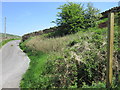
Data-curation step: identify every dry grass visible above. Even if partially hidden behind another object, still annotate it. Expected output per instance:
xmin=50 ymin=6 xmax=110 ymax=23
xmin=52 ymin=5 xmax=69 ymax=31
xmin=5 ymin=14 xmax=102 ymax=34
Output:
xmin=26 ymin=36 xmax=70 ymax=53
xmin=25 ymin=31 xmax=93 ymax=53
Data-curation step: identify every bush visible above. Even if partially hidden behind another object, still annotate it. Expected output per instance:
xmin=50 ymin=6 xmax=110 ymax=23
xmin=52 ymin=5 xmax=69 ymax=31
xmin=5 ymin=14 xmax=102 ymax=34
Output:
xmin=53 ymin=2 xmax=100 ymax=35
xmin=42 ymin=26 xmax=119 ymax=88
xmin=20 ymin=25 xmax=119 ymax=88
xmin=82 ymin=82 xmax=105 ymax=88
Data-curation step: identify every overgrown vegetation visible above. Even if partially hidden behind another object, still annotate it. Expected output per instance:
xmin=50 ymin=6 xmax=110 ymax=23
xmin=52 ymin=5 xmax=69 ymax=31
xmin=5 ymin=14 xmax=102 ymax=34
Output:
xmin=52 ymin=2 xmax=101 ymax=35
xmin=20 ymin=40 xmax=49 ymax=88
xmin=20 ymin=26 xmax=119 ymax=88
xmin=20 ymin=2 xmax=120 ymax=89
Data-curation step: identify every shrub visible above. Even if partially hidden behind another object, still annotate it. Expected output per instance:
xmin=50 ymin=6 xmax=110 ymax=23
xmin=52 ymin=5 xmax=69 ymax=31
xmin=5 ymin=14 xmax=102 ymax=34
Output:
xmin=82 ymin=81 xmax=106 ymax=88
xmin=20 ymin=26 xmax=119 ymax=88
xmin=53 ymin=2 xmax=100 ymax=35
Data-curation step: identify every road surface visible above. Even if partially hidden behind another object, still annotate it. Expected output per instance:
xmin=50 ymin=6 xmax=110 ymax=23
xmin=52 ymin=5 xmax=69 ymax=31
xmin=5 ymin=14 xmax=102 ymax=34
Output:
xmin=0 ymin=40 xmax=30 ymax=89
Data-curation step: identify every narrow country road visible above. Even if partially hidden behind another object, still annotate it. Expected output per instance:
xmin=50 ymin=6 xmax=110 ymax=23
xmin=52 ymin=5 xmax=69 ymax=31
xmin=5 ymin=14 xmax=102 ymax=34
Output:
xmin=0 ymin=40 xmax=30 ymax=89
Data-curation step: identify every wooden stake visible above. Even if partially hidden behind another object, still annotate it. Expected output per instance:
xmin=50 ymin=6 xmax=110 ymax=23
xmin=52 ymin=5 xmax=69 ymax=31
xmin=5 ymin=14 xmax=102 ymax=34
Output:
xmin=106 ymin=12 xmax=114 ymax=88
xmin=118 ymin=12 xmax=120 ymax=86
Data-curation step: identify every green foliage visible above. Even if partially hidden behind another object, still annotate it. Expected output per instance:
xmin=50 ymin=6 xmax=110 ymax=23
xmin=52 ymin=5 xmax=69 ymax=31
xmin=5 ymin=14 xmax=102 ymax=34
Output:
xmin=82 ymin=81 xmax=106 ymax=88
xmin=20 ymin=25 xmax=119 ymax=88
xmin=56 ymin=2 xmax=85 ymax=33
xmin=84 ymin=3 xmax=101 ymax=28
xmin=42 ymin=26 xmax=119 ymax=88
xmin=48 ymin=32 xmax=106 ymax=88
xmin=0 ymin=38 xmax=20 ymax=48
xmin=19 ymin=41 xmax=49 ymax=88
xmin=115 ymin=12 xmax=120 ymax=25
xmin=53 ymin=2 xmax=100 ymax=35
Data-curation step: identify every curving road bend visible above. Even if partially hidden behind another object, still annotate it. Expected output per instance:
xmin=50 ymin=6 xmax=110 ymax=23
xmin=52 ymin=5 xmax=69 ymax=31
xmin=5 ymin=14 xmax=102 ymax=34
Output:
xmin=0 ymin=40 xmax=30 ymax=89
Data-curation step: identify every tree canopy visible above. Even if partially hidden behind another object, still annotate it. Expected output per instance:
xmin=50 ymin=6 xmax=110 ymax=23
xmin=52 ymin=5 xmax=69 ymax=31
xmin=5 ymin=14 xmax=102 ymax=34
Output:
xmin=53 ymin=2 xmax=101 ymax=34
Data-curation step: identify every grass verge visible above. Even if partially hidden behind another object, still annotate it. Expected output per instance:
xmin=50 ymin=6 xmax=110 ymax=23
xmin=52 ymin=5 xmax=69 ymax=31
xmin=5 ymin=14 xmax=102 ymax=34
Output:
xmin=19 ymin=40 xmax=49 ymax=88
xmin=0 ymin=38 xmax=21 ymax=48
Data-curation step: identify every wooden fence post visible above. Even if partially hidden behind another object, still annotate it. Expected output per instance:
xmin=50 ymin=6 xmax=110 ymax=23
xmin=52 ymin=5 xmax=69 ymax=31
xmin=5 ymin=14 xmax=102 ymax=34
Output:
xmin=106 ymin=12 xmax=114 ymax=88
xmin=118 ymin=12 xmax=120 ymax=86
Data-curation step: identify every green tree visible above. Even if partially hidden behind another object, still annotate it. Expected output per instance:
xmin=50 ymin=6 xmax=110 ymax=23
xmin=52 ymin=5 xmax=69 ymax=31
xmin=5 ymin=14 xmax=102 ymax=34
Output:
xmin=53 ymin=2 xmax=101 ymax=35
xmin=54 ymin=2 xmax=85 ymax=34
xmin=84 ymin=3 xmax=101 ymax=28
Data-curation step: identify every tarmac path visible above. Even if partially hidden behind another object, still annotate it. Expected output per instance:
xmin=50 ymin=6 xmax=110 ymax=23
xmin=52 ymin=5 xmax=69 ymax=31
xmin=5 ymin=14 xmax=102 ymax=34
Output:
xmin=0 ymin=40 xmax=30 ymax=89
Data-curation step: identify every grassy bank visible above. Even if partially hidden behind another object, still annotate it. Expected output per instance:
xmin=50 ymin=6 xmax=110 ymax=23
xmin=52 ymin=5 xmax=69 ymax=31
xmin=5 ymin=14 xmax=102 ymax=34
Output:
xmin=19 ymin=40 xmax=49 ymax=88
xmin=0 ymin=38 xmax=21 ymax=48
xmin=20 ymin=26 xmax=119 ymax=88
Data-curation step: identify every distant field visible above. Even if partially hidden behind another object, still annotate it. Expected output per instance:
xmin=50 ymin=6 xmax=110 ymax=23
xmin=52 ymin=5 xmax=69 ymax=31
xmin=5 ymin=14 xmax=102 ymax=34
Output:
xmin=0 ymin=33 xmax=20 ymax=38
xmin=0 ymin=33 xmax=21 ymax=47
xmin=0 ymin=33 xmax=21 ymax=42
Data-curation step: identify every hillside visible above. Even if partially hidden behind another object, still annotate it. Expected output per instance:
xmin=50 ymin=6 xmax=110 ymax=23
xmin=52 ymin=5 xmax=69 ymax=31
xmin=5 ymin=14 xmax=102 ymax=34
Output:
xmin=0 ymin=33 xmax=20 ymax=39
xmin=19 ymin=25 xmax=119 ymax=88
xmin=19 ymin=3 xmax=120 ymax=88
xmin=0 ymin=33 xmax=21 ymax=48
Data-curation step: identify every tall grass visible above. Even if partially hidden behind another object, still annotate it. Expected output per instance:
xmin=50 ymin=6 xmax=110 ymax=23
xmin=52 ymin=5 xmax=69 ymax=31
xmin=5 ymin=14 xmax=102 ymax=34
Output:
xmin=20 ymin=41 xmax=49 ymax=88
xmin=25 ymin=30 xmax=94 ymax=53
